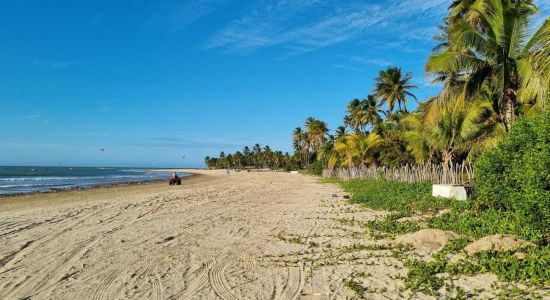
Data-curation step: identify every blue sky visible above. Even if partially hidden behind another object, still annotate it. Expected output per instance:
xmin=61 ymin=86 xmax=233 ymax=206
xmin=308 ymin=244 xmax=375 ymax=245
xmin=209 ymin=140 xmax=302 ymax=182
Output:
xmin=1 ymin=0 xmax=548 ymax=167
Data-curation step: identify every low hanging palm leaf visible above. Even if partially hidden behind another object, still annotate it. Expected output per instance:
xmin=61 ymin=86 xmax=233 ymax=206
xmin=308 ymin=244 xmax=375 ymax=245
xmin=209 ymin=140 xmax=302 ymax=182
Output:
xmin=333 ymin=133 xmax=383 ymax=168
xmin=402 ymin=113 xmax=436 ymax=164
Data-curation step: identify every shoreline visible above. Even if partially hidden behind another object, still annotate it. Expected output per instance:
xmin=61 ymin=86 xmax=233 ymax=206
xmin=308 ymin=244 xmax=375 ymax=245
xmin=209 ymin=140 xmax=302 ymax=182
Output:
xmin=0 ymin=171 xmax=205 ymax=212
xmin=0 ymin=170 xmax=200 ymax=200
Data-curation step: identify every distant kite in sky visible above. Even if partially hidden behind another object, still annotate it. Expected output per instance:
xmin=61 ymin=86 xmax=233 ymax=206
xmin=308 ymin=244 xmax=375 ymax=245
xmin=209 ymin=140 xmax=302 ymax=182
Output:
xmin=98 ymin=148 xmax=105 ymax=152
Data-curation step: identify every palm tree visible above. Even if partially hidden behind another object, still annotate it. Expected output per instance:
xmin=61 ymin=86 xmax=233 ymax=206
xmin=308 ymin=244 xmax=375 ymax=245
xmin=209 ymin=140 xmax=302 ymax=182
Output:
xmin=364 ymin=95 xmax=385 ymax=128
xmin=426 ymin=0 xmax=550 ymax=131
xmin=233 ymin=151 xmax=244 ymax=169
xmin=252 ymin=144 xmax=262 ymax=167
xmin=293 ymin=127 xmax=309 ymax=166
xmin=243 ymin=146 xmax=252 ymax=167
xmin=262 ymin=145 xmax=273 ymax=168
xmin=335 ymin=126 xmax=348 ymax=139
xmin=344 ymin=97 xmax=384 ymax=134
xmin=449 ymin=0 xmax=485 ymax=28
xmin=344 ymin=99 xmax=364 ymax=133
xmin=401 ymin=113 xmax=437 ymax=164
xmin=434 ymin=100 xmax=503 ymax=169
xmin=333 ymin=133 xmax=383 ymax=168
xmin=305 ymin=117 xmax=329 ymax=153
xmin=374 ymin=67 xmax=418 ymax=113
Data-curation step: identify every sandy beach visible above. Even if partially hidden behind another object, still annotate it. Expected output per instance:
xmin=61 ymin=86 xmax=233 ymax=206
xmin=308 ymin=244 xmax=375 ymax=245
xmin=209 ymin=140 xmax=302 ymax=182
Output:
xmin=1 ymin=170 xmax=540 ymax=300
xmin=0 ymin=170 xmax=350 ymax=299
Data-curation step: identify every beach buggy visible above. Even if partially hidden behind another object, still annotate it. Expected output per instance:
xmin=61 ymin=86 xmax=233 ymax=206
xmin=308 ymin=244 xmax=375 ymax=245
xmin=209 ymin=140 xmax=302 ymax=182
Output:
xmin=169 ymin=172 xmax=181 ymax=185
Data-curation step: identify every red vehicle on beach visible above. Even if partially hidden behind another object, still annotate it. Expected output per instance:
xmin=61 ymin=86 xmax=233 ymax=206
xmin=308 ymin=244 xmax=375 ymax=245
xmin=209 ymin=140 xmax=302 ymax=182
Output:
xmin=169 ymin=172 xmax=181 ymax=185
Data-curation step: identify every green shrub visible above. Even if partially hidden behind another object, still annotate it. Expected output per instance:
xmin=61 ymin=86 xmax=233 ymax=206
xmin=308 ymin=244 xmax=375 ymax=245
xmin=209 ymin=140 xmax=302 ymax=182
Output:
xmin=474 ymin=111 xmax=550 ymax=243
xmin=306 ymin=161 xmax=324 ymax=176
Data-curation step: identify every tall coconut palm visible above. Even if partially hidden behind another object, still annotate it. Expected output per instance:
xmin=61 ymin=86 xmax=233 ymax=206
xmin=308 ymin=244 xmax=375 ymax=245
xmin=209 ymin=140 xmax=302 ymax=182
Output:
xmin=426 ymin=0 xmax=550 ymax=131
xmin=344 ymin=99 xmax=365 ymax=133
xmin=344 ymin=96 xmax=384 ymax=133
xmin=292 ymin=127 xmax=307 ymax=166
xmin=305 ymin=117 xmax=329 ymax=153
xmin=335 ymin=126 xmax=348 ymax=139
xmin=364 ymin=95 xmax=385 ymax=128
xmin=243 ymin=146 xmax=252 ymax=167
xmin=374 ymin=67 xmax=418 ymax=113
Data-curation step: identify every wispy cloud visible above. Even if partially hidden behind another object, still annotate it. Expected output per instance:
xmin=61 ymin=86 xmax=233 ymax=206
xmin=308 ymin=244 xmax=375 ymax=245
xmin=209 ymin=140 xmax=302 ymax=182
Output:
xmin=206 ymin=0 xmax=448 ymax=55
xmin=33 ymin=60 xmax=72 ymax=70
xmin=132 ymin=137 xmax=248 ymax=149
xmin=149 ymin=0 xmax=234 ymax=32
xmin=332 ymin=64 xmax=362 ymax=71
xmin=350 ymin=56 xmax=394 ymax=67
xmin=84 ymin=131 xmax=111 ymax=137
xmin=19 ymin=112 xmax=50 ymax=125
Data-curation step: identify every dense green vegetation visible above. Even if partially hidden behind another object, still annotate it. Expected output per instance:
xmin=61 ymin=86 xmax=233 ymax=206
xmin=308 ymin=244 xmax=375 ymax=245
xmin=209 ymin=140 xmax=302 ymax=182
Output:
xmin=289 ymin=0 xmax=549 ymax=172
xmin=404 ymin=246 xmax=550 ymax=296
xmin=334 ymin=178 xmax=550 ymax=296
xmin=336 ymin=177 xmax=548 ymax=244
xmin=474 ymin=111 xmax=550 ymax=240
xmin=419 ymin=111 xmax=548 ymax=244
xmin=336 ymin=179 xmax=451 ymax=214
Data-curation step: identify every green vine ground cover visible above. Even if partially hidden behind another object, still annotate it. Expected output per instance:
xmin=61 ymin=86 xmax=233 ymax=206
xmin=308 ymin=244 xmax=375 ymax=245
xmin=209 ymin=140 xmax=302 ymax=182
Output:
xmin=328 ymin=178 xmax=550 ymax=297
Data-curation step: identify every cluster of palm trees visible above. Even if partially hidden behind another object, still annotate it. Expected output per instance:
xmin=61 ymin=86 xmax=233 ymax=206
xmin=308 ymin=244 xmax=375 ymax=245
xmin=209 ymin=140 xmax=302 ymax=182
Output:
xmin=292 ymin=117 xmax=329 ymax=168
xmin=204 ymin=144 xmax=297 ymax=170
xmin=292 ymin=0 xmax=549 ymax=171
xmin=293 ymin=67 xmax=417 ymax=169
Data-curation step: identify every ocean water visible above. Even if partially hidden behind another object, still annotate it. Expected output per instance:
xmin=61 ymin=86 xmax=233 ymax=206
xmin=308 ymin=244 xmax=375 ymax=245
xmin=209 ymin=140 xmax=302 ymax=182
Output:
xmin=0 ymin=166 xmax=186 ymax=195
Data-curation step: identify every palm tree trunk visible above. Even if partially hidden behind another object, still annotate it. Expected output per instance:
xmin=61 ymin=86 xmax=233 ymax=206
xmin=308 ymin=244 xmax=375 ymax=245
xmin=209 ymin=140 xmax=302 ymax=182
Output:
xmin=442 ymin=150 xmax=452 ymax=184
xmin=504 ymin=91 xmax=515 ymax=132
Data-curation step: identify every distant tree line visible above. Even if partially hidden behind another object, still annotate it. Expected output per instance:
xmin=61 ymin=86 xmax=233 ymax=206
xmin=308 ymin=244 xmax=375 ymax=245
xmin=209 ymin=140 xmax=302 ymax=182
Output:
xmin=204 ymin=144 xmax=300 ymax=170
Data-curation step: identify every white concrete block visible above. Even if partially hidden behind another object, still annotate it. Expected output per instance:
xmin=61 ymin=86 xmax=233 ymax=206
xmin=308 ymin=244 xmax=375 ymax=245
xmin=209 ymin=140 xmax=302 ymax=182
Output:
xmin=432 ymin=184 xmax=468 ymax=200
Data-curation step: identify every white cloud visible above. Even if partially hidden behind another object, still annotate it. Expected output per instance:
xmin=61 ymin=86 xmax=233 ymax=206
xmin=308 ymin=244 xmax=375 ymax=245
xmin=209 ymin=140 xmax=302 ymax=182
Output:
xmin=33 ymin=60 xmax=72 ymax=70
xmin=19 ymin=112 xmax=50 ymax=125
xmin=332 ymin=64 xmax=361 ymax=71
xmin=206 ymin=0 xmax=448 ymax=55
xmin=350 ymin=56 xmax=394 ymax=67
xmin=150 ymin=0 xmax=234 ymax=32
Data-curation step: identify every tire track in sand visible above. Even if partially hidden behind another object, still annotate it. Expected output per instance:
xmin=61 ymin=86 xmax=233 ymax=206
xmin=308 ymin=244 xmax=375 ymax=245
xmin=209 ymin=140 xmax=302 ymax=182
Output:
xmin=209 ymin=258 xmax=241 ymax=300
xmin=91 ymin=270 xmax=119 ymax=300
xmin=168 ymin=260 xmax=213 ymax=299
xmin=276 ymin=263 xmax=304 ymax=300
